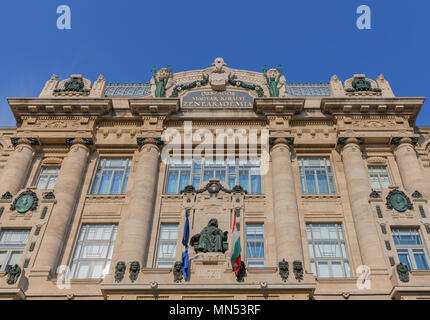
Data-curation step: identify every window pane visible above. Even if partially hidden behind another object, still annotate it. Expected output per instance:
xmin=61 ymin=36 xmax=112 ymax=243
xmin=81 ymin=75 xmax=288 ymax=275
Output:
xmin=317 ymin=261 xmax=329 ymax=278
xmin=299 ymin=157 xmax=335 ymax=194
xmin=71 ymin=224 xmax=117 ymax=279
xmin=331 ymin=261 xmax=344 ymax=278
xmin=166 ymin=171 xmax=179 ymax=194
xmin=7 ymin=251 xmax=23 ymax=266
xmin=179 ymin=170 xmax=191 ymax=192
xmin=110 ymin=172 xmax=124 ymax=194
xmin=239 ymin=170 xmax=249 ymax=192
xmin=98 ymin=171 xmax=112 ymax=194
xmin=251 ymin=175 xmax=261 ymax=194
xmin=413 ymin=249 xmax=429 ymax=270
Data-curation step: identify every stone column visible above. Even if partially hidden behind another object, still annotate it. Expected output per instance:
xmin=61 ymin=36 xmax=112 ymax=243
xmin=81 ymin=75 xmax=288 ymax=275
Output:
xmin=0 ymin=139 xmax=36 ymax=196
xmin=394 ymin=138 xmax=430 ymax=198
xmin=341 ymin=138 xmax=385 ymax=268
xmin=118 ymin=138 xmax=160 ymax=265
xmin=34 ymin=139 xmax=90 ymax=273
xmin=270 ymin=138 xmax=303 ymax=262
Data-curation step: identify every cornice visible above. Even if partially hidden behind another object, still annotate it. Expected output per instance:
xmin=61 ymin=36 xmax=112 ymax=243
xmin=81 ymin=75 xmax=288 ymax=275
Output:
xmin=321 ymin=97 xmax=425 ymax=123
xmin=254 ymin=98 xmax=305 ymax=115
xmin=7 ymin=98 xmax=112 ymax=122
xmin=128 ymin=98 xmax=179 ymax=115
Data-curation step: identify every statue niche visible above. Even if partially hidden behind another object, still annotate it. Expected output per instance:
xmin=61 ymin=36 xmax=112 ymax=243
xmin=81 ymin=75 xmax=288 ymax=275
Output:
xmin=190 ymin=218 xmax=228 ymax=253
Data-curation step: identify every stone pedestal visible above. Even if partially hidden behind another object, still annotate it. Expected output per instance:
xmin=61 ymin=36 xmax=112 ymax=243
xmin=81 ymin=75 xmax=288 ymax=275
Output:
xmin=33 ymin=140 xmax=90 ymax=276
xmin=117 ymin=139 xmax=160 ymax=265
xmin=0 ymin=142 xmax=34 ymax=196
xmin=341 ymin=138 xmax=385 ymax=268
xmin=394 ymin=138 xmax=430 ymax=197
xmin=270 ymin=138 xmax=303 ymax=262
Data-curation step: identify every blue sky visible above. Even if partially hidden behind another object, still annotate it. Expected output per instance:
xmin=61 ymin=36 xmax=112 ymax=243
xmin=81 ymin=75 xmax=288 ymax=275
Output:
xmin=0 ymin=0 xmax=429 ymax=127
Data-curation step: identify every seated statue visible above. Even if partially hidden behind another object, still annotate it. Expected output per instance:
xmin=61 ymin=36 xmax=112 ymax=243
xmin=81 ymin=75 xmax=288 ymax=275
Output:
xmin=190 ymin=218 xmax=228 ymax=253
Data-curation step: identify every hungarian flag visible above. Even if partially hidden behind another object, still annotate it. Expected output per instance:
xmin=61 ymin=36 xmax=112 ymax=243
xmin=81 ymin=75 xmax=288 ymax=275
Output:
xmin=230 ymin=213 xmax=241 ymax=275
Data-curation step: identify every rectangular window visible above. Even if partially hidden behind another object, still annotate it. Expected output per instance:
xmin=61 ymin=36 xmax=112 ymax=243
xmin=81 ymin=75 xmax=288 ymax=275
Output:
xmin=70 ymin=224 xmax=117 ymax=279
xmin=165 ymin=158 xmax=262 ymax=194
xmin=368 ymin=166 xmax=391 ymax=190
xmin=156 ymin=224 xmax=179 ymax=268
xmin=36 ymin=167 xmax=60 ymax=190
xmin=0 ymin=230 xmax=30 ymax=272
xmin=91 ymin=158 xmax=131 ymax=195
xmin=299 ymin=158 xmax=336 ymax=194
xmin=306 ymin=223 xmax=351 ymax=278
xmin=246 ymin=224 xmax=265 ymax=267
xmin=392 ymin=228 xmax=430 ymax=270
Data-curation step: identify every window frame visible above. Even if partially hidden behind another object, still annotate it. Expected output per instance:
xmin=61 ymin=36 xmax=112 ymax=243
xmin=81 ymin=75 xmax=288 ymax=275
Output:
xmin=368 ymin=165 xmax=392 ymax=190
xmin=69 ymin=224 xmax=118 ymax=279
xmin=164 ymin=157 xmax=262 ymax=195
xmin=391 ymin=227 xmax=430 ymax=270
xmin=90 ymin=157 xmax=131 ymax=195
xmin=245 ymin=223 xmax=265 ymax=268
xmin=0 ymin=229 xmax=31 ymax=272
xmin=306 ymin=223 xmax=352 ymax=279
xmin=155 ymin=223 xmax=179 ymax=268
xmin=35 ymin=165 xmax=61 ymax=190
xmin=298 ymin=157 xmax=336 ymax=195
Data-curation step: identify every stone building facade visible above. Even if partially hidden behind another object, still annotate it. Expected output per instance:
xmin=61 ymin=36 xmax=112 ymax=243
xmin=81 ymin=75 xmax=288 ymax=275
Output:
xmin=0 ymin=58 xmax=430 ymax=300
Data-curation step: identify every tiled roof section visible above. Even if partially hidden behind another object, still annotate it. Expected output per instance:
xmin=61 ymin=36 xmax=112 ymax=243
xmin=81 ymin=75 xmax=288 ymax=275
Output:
xmin=285 ymin=82 xmax=331 ymax=97
xmin=105 ymin=83 xmax=151 ymax=97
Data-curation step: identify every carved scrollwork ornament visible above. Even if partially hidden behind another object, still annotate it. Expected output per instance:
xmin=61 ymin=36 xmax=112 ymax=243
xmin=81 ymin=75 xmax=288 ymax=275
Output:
xmin=136 ymin=137 xmax=163 ymax=148
xmin=43 ymin=192 xmax=56 ymax=200
xmin=114 ymin=261 xmax=126 ymax=283
xmin=1 ymin=192 xmax=13 ymax=200
xmin=370 ymin=190 xmax=381 ymax=199
xmin=180 ymin=185 xmax=196 ymax=194
xmin=129 ymin=261 xmax=140 ymax=283
xmin=278 ymin=259 xmax=289 ymax=282
xmin=412 ymin=190 xmax=424 ymax=199
xmin=10 ymin=190 xmax=38 ymax=213
xmin=10 ymin=137 xmax=39 ymax=147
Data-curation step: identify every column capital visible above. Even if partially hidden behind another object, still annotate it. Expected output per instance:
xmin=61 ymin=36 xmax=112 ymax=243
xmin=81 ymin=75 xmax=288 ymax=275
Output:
xmin=10 ymin=137 xmax=39 ymax=148
xmin=65 ymin=137 xmax=94 ymax=147
xmin=136 ymin=137 xmax=163 ymax=150
xmin=391 ymin=137 xmax=419 ymax=147
xmin=269 ymin=137 xmax=294 ymax=152
xmin=337 ymin=137 xmax=364 ymax=148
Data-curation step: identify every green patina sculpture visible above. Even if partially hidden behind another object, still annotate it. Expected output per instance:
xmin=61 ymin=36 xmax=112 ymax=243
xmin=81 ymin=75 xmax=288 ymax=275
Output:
xmin=262 ymin=64 xmax=283 ymax=97
xmin=190 ymin=218 xmax=228 ymax=253
xmin=54 ymin=76 xmax=89 ymax=93
xmin=397 ymin=263 xmax=409 ymax=282
xmin=10 ymin=190 xmax=38 ymax=214
xmin=152 ymin=66 xmax=172 ymax=97
xmin=171 ymin=75 xmax=209 ymax=97
xmin=279 ymin=259 xmax=289 ymax=282
xmin=6 ymin=264 xmax=21 ymax=285
xmin=129 ymin=261 xmax=140 ymax=283
xmin=346 ymin=76 xmax=382 ymax=93
xmin=386 ymin=189 xmax=413 ymax=212
xmin=114 ymin=261 xmax=126 ymax=283
xmin=293 ymin=260 xmax=303 ymax=281
xmin=173 ymin=261 xmax=183 ymax=283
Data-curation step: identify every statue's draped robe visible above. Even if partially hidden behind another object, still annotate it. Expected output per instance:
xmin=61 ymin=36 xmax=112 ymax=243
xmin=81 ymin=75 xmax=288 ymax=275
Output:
xmin=197 ymin=226 xmax=224 ymax=252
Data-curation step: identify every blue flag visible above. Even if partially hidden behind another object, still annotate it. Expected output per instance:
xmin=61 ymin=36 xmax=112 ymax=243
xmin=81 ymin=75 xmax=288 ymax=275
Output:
xmin=181 ymin=209 xmax=190 ymax=280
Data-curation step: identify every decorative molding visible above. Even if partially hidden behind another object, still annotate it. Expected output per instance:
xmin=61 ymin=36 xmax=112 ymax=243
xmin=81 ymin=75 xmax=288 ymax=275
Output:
xmin=65 ymin=137 xmax=94 ymax=146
